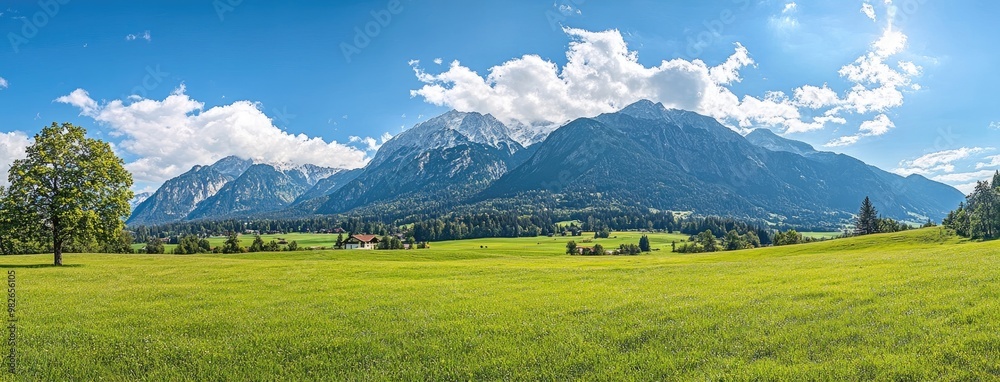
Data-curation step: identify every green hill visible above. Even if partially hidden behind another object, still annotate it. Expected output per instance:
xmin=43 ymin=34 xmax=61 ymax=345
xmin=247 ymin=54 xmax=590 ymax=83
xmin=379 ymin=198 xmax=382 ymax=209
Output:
xmin=2 ymin=228 xmax=998 ymax=380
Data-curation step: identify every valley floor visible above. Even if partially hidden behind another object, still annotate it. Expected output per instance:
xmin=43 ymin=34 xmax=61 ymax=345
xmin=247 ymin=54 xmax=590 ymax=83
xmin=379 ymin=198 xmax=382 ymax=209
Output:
xmin=2 ymin=228 xmax=998 ymax=380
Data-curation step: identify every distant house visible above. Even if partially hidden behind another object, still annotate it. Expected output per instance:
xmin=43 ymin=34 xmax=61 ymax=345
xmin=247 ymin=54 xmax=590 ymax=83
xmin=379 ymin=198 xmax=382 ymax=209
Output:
xmin=344 ymin=234 xmax=379 ymax=250
xmin=333 ymin=228 xmax=346 ymax=234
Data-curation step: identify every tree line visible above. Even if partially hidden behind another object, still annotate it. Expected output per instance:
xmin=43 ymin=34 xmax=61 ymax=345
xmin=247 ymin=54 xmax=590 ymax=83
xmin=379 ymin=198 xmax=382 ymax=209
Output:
xmin=944 ymin=172 xmax=1000 ymax=240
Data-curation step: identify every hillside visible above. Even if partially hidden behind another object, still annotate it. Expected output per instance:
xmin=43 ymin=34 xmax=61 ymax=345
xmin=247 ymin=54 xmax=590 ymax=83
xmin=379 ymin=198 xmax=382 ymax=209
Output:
xmin=6 ymin=229 xmax=999 ymax=380
xmin=483 ymin=100 xmax=964 ymax=226
xmin=315 ymin=111 xmax=525 ymax=215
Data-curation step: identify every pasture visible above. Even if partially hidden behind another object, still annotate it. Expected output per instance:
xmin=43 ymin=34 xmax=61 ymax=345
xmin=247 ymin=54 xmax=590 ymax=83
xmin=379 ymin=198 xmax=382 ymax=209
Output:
xmin=130 ymin=232 xmax=347 ymax=253
xmin=799 ymin=231 xmax=844 ymax=240
xmin=3 ymin=228 xmax=999 ymax=380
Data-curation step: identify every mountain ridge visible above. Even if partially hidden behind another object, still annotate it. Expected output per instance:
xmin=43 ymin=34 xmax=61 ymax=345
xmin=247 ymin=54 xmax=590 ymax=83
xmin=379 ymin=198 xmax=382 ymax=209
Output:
xmin=128 ymin=102 xmax=964 ymax=228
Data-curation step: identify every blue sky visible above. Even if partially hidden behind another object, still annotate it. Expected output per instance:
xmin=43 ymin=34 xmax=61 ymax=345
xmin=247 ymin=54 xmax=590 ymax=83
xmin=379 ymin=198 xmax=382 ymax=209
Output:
xmin=1 ymin=0 xmax=998 ymax=193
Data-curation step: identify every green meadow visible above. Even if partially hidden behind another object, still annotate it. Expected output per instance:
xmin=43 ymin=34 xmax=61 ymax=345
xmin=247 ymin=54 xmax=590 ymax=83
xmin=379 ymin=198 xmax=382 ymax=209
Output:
xmin=130 ymin=233 xmax=347 ymax=253
xmin=799 ymin=231 xmax=844 ymax=240
xmin=3 ymin=228 xmax=999 ymax=380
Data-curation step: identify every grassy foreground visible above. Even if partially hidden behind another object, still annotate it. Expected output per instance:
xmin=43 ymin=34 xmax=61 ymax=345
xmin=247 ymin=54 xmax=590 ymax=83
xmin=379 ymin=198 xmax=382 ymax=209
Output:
xmin=2 ymin=228 xmax=999 ymax=380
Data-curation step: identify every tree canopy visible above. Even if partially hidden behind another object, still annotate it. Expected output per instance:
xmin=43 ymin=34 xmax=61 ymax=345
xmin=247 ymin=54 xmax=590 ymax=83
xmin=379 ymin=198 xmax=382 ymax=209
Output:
xmin=944 ymin=172 xmax=1000 ymax=240
xmin=2 ymin=123 xmax=133 ymax=265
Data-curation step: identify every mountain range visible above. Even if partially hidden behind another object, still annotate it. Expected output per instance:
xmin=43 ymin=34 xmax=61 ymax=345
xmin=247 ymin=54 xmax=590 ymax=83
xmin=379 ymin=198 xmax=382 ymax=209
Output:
xmin=128 ymin=157 xmax=347 ymax=225
xmin=128 ymin=100 xmax=965 ymax=228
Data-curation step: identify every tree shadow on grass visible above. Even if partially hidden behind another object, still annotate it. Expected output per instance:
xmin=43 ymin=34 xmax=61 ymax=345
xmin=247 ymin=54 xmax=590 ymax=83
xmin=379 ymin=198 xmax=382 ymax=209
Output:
xmin=0 ymin=264 xmax=84 ymax=269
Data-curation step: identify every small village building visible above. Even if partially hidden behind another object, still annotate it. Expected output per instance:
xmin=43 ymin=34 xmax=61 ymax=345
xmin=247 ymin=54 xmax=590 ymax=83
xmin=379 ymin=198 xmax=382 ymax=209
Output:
xmin=344 ymin=234 xmax=379 ymax=250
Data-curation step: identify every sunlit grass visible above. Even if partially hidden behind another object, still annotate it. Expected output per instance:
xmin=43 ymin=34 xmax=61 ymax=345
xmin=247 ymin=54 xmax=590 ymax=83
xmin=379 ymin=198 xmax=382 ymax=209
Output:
xmin=3 ymin=228 xmax=999 ymax=379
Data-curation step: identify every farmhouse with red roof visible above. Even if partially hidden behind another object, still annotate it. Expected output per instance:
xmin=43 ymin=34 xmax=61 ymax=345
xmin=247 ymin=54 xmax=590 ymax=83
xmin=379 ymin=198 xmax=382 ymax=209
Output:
xmin=344 ymin=234 xmax=379 ymax=250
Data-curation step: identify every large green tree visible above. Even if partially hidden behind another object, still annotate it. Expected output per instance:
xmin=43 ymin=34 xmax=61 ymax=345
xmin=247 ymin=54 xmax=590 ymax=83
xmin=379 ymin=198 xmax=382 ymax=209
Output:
xmin=4 ymin=123 xmax=133 ymax=265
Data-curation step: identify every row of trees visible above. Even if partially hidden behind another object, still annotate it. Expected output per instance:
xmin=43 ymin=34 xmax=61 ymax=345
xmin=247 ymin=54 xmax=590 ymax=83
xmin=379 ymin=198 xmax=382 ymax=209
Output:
xmin=131 ymin=209 xmax=774 ymax=250
xmin=566 ymin=234 xmax=653 ymax=256
xmin=142 ymin=233 xmax=302 ymax=254
xmin=673 ymin=229 xmax=762 ymax=253
xmin=944 ymin=172 xmax=1000 ymax=239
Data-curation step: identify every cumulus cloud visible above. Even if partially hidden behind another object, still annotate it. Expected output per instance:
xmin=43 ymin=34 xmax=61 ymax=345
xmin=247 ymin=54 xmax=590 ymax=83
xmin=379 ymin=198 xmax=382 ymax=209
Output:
xmin=126 ymin=30 xmax=152 ymax=42
xmin=861 ymin=2 xmax=877 ymax=20
xmin=932 ymin=170 xmax=998 ymax=184
xmin=991 ymin=121 xmax=1000 ymax=129
xmin=349 ymin=132 xmax=393 ymax=152
xmin=825 ymin=135 xmax=860 ymax=147
xmin=898 ymin=61 xmax=921 ymax=76
xmin=894 ymin=147 xmax=992 ymax=176
xmin=414 ymin=7 xmax=919 ymax=146
xmin=0 ymin=76 xmax=7 ymax=90
xmin=55 ymin=86 xmax=369 ymax=187
xmin=793 ymin=84 xmax=839 ymax=109
xmin=976 ymin=155 xmax=1000 ymax=170
xmin=858 ymin=114 xmax=895 ymax=136
xmin=54 ymin=89 xmax=100 ymax=115
xmin=0 ymin=131 xmax=32 ymax=187
xmin=822 ymin=2 xmax=922 ymax=147
xmin=412 ymin=27 xmax=832 ymax=137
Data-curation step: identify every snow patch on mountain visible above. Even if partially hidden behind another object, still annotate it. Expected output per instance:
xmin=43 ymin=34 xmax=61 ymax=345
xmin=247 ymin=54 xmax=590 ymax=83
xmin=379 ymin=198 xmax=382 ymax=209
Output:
xmin=371 ymin=110 xmax=526 ymax=167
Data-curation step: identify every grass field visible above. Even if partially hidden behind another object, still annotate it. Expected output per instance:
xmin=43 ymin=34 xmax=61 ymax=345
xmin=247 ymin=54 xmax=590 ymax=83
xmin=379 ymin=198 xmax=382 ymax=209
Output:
xmin=130 ymin=232 xmax=348 ymax=253
xmin=3 ymin=228 xmax=999 ymax=380
xmin=799 ymin=231 xmax=844 ymax=240
xmin=132 ymin=231 xmax=692 ymax=253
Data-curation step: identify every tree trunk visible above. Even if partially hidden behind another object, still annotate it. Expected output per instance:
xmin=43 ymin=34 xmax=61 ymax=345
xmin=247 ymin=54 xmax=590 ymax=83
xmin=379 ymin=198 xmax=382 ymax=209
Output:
xmin=53 ymin=216 xmax=63 ymax=266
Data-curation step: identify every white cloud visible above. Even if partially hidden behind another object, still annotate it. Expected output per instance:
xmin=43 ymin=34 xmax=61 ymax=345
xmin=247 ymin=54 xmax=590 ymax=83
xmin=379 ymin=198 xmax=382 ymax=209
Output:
xmin=0 ymin=76 xmax=7 ymax=90
xmin=793 ymin=84 xmax=839 ymax=109
xmin=861 ymin=3 xmax=877 ymax=20
xmin=952 ymin=182 xmax=979 ymax=195
xmin=932 ymin=170 xmax=997 ymax=184
xmin=55 ymin=86 xmax=369 ymax=187
xmin=825 ymin=135 xmax=861 ymax=147
xmin=769 ymin=2 xmax=799 ymax=31
xmin=0 ymin=131 xmax=32 ymax=187
xmin=412 ymin=28 xmax=825 ymax=137
xmin=990 ymin=121 xmax=1000 ymax=129
xmin=825 ymin=1 xmax=921 ymax=145
xmin=894 ymin=147 xmax=992 ymax=176
xmin=54 ymin=89 xmax=99 ymax=115
xmin=976 ymin=155 xmax=1000 ymax=169
xmin=898 ymin=61 xmax=921 ymax=76
xmin=858 ymin=114 xmax=894 ymax=136
xmin=871 ymin=29 xmax=907 ymax=57
xmin=557 ymin=4 xmax=582 ymax=15
xmin=349 ymin=132 xmax=393 ymax=152
xmin=412 ymin=5 xmax=920 ymax=146
xmin=126 ymin=30 xmax=151 ymax=42
xmin=433 ymin=58 xmax=443 ymax=65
